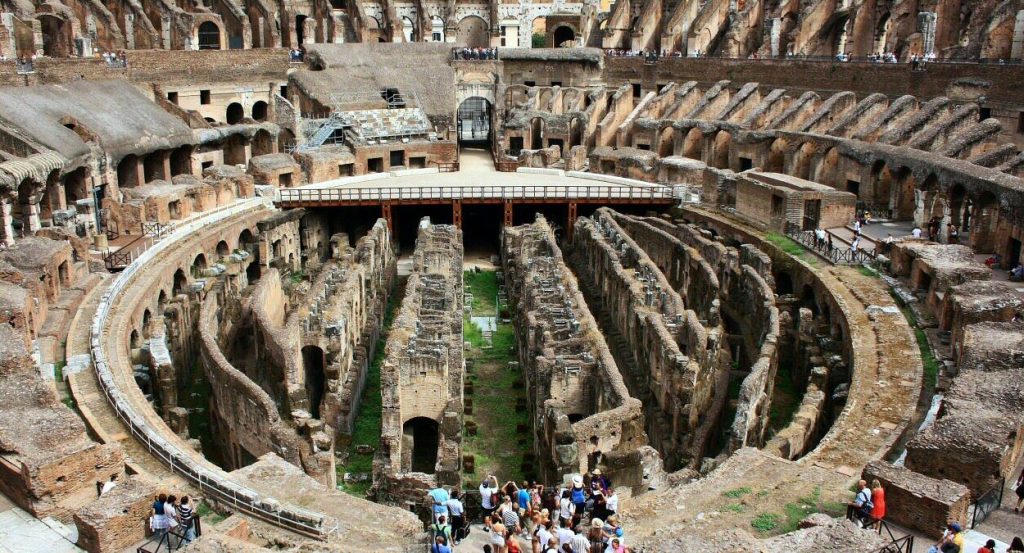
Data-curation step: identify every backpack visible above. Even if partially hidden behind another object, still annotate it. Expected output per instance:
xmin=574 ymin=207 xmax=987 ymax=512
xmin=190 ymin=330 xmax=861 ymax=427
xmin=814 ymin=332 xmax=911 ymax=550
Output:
xmin=858 ymin=489 xmax=873 ymax=511
xmin=430 ymin=523 xmax=449 ymax=542
xmin=571 ymin=487 xmax=586 ymax=504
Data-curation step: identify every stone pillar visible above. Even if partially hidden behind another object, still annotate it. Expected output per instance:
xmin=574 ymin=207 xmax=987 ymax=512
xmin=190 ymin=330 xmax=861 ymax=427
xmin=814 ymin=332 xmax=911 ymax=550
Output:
xmin=0 ymin=198 xmax=14 ymax=246
xmin=24 ymin=201 xmax=41 ymax=234
xmin=31 ymin=18 xmax=43 ymax=55
xmin=1013 ymin=10 xmax=1024 ymax=59
xmin=918 ymin=12 xmax=937 ymax=56
xmin=125 ymin=13 xmax=135 ymax=50
xmin=161 ymin=151 xmax=172 ymax=181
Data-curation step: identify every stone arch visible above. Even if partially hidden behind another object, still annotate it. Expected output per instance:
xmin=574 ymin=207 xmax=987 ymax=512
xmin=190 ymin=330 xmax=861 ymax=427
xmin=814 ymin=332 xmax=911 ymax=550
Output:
xmin=302 ymin=345 xmax=326 ymax=419
xmin=813 ymin=147 xmax=840 ymax=187
xmin=192 ymin=253 xmax=208 ymax=276
xmin=457 ymin=96 xmax=492 ymax=144
xmin=402 ymin=16 xmax=416 ymax=42
xmin=170 ymin=146 xmax=193 ymax=177
xmin=142 ymin=308 xmax=152 ymax=338
xmin=456 ymin=15 xmax=489 ymax=49
xmin=657 ymin=125 xmax=675 ymax=158
xmin=682 ymin=127 xmax=703 ymax=160
xmin=969 ymin=191 xmax=1000 ymax=253
xmin=891 ymin=167 xmax=916 ymax=220
xmin=766 ymin=138 xmax=787 ymax=172
xmin=13 ymin=177 xmax=40 ymax=235
xmin=226 ymin=102 xmax=245 ymax=125
xmin=117 ymin=154 xmax=141 ymax=188
xmin=64 ymin=167 xmax=89 ymax=205
xmin=530 ymin=117 xmax=544 ymax=150
xmin=552 ymin=25 xmax=575 ymax=47
xmin=569 ymin=117 xmax=583 ymax=149
xmin=198 ymin=21 xmax=223 ymax=50
xmin=39 ymin=14 xmax=73 ymax=58
xmin=216 ymin=240 xmax=230 ymax=257
xmin=403 ymin=417 xmax=439 ymax=473
xmin=430 ymin=15 xmax=445 ymax=42
xmin=791 ymin=142 xmax=816 ymax=180
xmin=40 ymin=169 xmax=62 ymax=223
xmin=173 ymin=269 xmax=188 ymax=296
xmin=251 ymin=129 xmax=274 ymax=156
xmin=711 ymin=130 xmax=731 ymax=169
xmin=251 ymin=101 xmax=268 ymax=121
xmin=874 ymin=12 xmax=892 ymax=54
xmin=948 ymin=184 xmax=968 ymax=230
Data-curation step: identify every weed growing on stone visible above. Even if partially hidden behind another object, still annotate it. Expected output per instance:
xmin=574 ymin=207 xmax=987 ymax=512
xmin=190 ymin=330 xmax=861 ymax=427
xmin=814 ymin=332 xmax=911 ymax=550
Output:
xmin=751 ymin=512 xmax=781 ymax=533
xmin=723 ymin=486 xmax=752 ymax=498
xmin=725 ymin=503 xmax=745 ymax=513
xmin=764 ymin=233 xmax=807 ymax=257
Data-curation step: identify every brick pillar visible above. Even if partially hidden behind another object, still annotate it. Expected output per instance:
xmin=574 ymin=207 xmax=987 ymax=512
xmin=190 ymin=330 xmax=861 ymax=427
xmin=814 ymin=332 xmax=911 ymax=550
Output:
xmin=503 ymin=201 xmax=513 ymax=227
xmin=161 ymin=151 xmax=172 ymax=181
xmin=24 ymin=201 xmax=41 ymax=234
xmin=567 ymin=202 xmax=578 ymax=241
xmin=452 ymin=200 xmax=462 ymax=228
xmin=382 ymin=202 xmax=393 ymax=233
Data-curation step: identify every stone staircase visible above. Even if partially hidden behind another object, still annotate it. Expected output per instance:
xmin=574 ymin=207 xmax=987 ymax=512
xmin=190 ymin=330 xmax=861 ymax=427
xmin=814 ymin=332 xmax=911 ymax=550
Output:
xmin=350 ymin=107 xmax=431 ymax=141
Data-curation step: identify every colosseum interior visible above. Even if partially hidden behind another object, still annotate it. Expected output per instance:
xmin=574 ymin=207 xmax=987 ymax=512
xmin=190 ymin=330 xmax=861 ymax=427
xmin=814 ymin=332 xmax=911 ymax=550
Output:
xmin=0 ymin=1 xmax=1023 ymax=551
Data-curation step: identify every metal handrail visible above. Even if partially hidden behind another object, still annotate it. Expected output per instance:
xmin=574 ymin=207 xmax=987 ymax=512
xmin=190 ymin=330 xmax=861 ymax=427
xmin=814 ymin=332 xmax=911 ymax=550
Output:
xmin=276 ymin=184 xmax=676 ymax=203
xmin=846 ymin=506 xmax=915 ymax=553
xmin=784 ymin=221 xmax=876 ymax=265
xmin=970 ymin=478 xmax=1005 ymax=529
xmin=90 ymin=199 xmax=336 ymax=539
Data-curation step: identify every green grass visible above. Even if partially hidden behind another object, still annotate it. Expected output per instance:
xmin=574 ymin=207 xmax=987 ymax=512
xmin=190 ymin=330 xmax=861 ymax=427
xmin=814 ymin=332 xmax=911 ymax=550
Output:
xmin=464 ymin=270 xmax=500 ymax=314
xmin=723 ymin=486 xmax=752 ymax=499
xmin=751 ymin=512 xmax=781 ymax=533
xmin=724 ymin=503 xmax=745 ymax=513
xmin=461 ymin=271 xmax=530 ymax=487
xmin=336 ymin=285 xmax=402 ymax=497
xmin=768 ymin=364 xmax=800 ymax=433
xmin=764 ymin=233 xmax=808 ymax=257
xmin=890 ymin=296 xmax=940 ymax=396
xmin=195 ymin=502 xmax=227 ymax=526
xmin=857 ymin=265 xmax=880 ymax=278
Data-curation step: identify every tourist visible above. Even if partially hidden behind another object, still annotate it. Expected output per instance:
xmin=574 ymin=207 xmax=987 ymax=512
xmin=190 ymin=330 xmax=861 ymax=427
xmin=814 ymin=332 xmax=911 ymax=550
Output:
xmin=535 ymin=519 xmax=555 ymax=551
xmin=1010 ymin=264 xmax=1024 ymax=282
xmin=1014 ymin=470 xmax=1024 ymax=512
xmin=507 ymin=529 xmax=524 ymax=553
xmin=163 ymin=494 xmax=180 ymax=543
xmin=98 ymin=474 xmax=117 ymax=496
xmin=428 ymin=486 xmax=450 ymax=523
xmin=980 ymin=539 xmax=998 ymax=553
xmin=605 ymin=537 xmax=626 ymax=553
xmin=569 ymin=475 xmax=588 ymax=524
xmin=502 ymin=497 xmax=522 ymax=534
xmin=559 ymin=490 xmax=575 ymax=524
xmin=431 ymin=535 xmax=452 ymax=553
xmin=518 ymin=481 xmax=532 ymax=513
xmin=491 ymin=521 xmax=509 ymax=553
xmin=605 ymin=490 xmax=618 ymax=518
xmin=431 ymin=515 xmax=453 ymax=544
xmin=1008 ymin=537 xmax=1024 ymax=552
xmin=850 ymin=235 xmax=860 ymax=254
xmin=150 ymin=494 xmax=169 ymax=537
xmin=556 ymin=518 xmax=575 ymax=547
xmin=530 ymin=482 xmax=544 ymax=511
xmin=587 ymin=518 xmax=606 ymax=547
xmin=882 ymin=233 xmax=895 ymax=254
xmin=948 ymin=224 xmax=959 ymax=244
xmin=591 ymin=469 xmax=609 ymax=495
xmin=928 ymin=522 xmax=965 ymax=553
xmin=446 ymin=488 xmax=465 ymax=544
xmin=912 ymin=226 xmax=923 ymax=239
xmin=815 ymin=228 xmax=827 ymax=249
xmin=869 ymin=479 xmax=886 ymax=530
xmin=482 ymin=475 xmax=499 ymax=521
xmin=179 ymin=496 xmax=196 ymax=543
xmin=847 ymin=479 xmax=874 ymax=527
xmin=570 ymin=524 xmax=591 ymax=553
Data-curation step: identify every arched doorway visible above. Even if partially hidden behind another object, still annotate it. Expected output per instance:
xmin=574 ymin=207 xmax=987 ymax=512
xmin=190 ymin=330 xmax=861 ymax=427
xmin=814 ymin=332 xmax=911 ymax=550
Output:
xmin=198 ymin=21 xmax=222 ymax=50
xmin=173 ymin=269 xmax=188 ymax=296
xmin=226 ymin=103 xmax=244 ymax=124
xmin=457 ymin=15 xmax=489 ymax=49
xmin=403 ymin=417 xmax=439 ymax=473
xmin=552 ymin=25 xmax=575 ymax=47
xmin=458 ymin=96 xmax=492 ymax=145
xmin=530 ymin=117 xmax=544 ymax=150
xmin=192 ymin=253 xmax=208 ymax=276
xmin=402 ymin=17 xmax=416 ymax=42
xmin=301 ymin=345 xmax=326 ymax=419
xmin=295 ymin=15 xmax=308 ymax=46
xmin=251 ymin=101 xmax=268 ymax=121
xmin=251 ymin=129 xmax=274 ymax=156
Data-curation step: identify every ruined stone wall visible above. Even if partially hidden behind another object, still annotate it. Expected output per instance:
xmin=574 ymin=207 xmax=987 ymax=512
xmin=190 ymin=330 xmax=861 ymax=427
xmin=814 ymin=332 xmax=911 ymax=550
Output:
xmin=249 ymin=268 xmax=297 ymax=406
xmin=571 ymin=208 xmax=727 ymax=470
xmin=862 ymin=460 xmax=971 ymax=539
xmin=376 ymin=219 xmax=463 ymax=501
xmin=502 ymin=216 xmax=646 ymax=483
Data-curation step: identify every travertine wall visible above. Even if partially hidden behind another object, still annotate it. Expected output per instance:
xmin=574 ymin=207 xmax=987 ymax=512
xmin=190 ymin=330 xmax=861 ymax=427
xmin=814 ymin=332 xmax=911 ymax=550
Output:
xmin=73 ymin=477 xmax=157 ymax=553
xmin=571 ymin=208 xmax=727 ymax=471
xmin=503 ymin=216 xmax=646 ymax=482
xmin=376 ymin=218 xmax=464 ymax=501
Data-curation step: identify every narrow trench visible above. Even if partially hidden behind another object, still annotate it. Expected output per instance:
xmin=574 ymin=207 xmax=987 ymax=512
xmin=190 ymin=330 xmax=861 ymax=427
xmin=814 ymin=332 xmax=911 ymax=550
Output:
xmin=337 ymin=276 xmax=406 ymax=496
xmin=460 ymin=268 xmax=534 ymax=487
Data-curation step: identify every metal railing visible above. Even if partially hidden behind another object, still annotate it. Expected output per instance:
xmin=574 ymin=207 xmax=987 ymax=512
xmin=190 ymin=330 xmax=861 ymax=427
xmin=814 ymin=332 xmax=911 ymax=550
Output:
xmin=136 ymin=519 xmax=202 ymax=552
xmin=450 ymin=47 xmax=499 ymax=61
xmin=15 ymin=60 xmax=34 ymax=74
xmin=433 ymin=161 xmax=459 ymax=173
xmin=276 ymin=184 xmax=677 ymax=204
xmin=970 ymin=478 xmax=1005 ymax=529
xmin=90 ymin=198 xmax=336 ymax=540
xmin=103 ymin=222 xmax=175 ymax=271
xmin=846 ymin=506 xmax=915 ymax=553
xmin=784 ymin=221 xmax=876 ymax=265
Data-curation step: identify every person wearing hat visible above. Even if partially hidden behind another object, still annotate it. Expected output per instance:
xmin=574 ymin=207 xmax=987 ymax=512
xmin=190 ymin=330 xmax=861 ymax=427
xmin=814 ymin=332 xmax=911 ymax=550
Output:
xmin=927 ymin=522 xmax=964 ymax=553
xmin=591 ymin=469 xmax=610 ymax=495
xmin=569 ymin=475 xmax=587 ymax=525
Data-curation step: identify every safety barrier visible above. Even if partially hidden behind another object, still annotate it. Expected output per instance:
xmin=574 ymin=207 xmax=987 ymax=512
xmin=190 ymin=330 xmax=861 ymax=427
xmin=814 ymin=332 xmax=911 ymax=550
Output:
xmin=276 ymin=184 xmax=677 ymax=204
xmin=90 ymin=198 xmax=336 ymax=540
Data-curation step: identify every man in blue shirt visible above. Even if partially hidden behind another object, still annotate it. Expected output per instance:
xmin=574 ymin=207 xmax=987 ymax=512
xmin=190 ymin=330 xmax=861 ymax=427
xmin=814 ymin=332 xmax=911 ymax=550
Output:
xmin=517 ymin=481 xmax=531 ymax=512
xmin=427 ymin=487 xmax=450 ymax=523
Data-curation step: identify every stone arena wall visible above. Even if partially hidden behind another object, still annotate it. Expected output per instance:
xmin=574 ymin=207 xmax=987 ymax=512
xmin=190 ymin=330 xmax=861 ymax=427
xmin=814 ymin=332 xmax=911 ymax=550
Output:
xmin=502 ymin=216 xmax=646 ymax=482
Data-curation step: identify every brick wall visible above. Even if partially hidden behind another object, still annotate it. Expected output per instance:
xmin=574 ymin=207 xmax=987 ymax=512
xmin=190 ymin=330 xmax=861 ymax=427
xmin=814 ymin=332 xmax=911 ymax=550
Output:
xmin=863 ymin=460 xmax=970 ymax=539
xmin=73 ymin=476 xmax=157 ymax=553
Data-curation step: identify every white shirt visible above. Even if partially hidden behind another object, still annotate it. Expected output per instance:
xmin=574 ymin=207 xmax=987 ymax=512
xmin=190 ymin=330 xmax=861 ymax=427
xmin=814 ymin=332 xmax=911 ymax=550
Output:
xmin=446 ymin=498 xmax=464 ymax=517
xmin=556 ymin=527 xmax=575 ymax=546
xmin=606 ymin=493 xmax=618 ymax=513
xmin=912 ymin=228 xmax=922 ymax=238
xmin=479 ymin=485 xmax=495 ymax=509
xmin=536 ymin=527 xmax=553 ymax=547
xmin=559 ymin=497 xmax=574 ymax=520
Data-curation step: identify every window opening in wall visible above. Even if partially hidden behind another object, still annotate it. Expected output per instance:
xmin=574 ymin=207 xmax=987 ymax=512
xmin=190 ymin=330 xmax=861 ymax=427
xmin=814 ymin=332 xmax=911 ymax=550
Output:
xmin=979 ymin=107 xmax=991 ymax=121
xmin=548 ymin=138 xmax=564 ymax=151
xmin=279 ymin=173 xmax=293 ymax=187
xmin=404 ymin=417 xmax=439 ymax=473
xmin=739 ymin=157 xmax=753 ymax=171
xmin=551 ymin=81 xmax=562 ymax=87
xmin=390 ymin=149 xmax=405 ymax=168
xmin=509 ymin=136 xmax=524 ymax=156
xmin=167 ymin=91 xmax=178 ymax=104
xmin=1018 ymin=112 xmax=1024 ymax=134
xmin=632 ymin=83 xmax=641 ymax=98
xmin=200 ymin=90 xmax=211 ymax=105
xmin=771 ymin=194 xmax=785 ymax=220
xmin=803 ymin=199 xmax=821 ymax=230
xmin=280 ymin=85 xmax=288 ymax=98
xmin=846 ymin=180 xmax=860 ymax=196
xmin=201 ymin=161 xmax=213 ymax=171
xmin=302 ymin=346 xmax=326 ymax=419
xmin=368 ymin=157 xmax=384 ymax=173
xmin=635 ymin=143 xmax=649 ymax=151
xmin=408 ymin=156 xmax=426 ymax=169
xmin=524 ymin=80 xmax=536 ymax=87
xmin=338 ymin=163 xmax=353 ymax=177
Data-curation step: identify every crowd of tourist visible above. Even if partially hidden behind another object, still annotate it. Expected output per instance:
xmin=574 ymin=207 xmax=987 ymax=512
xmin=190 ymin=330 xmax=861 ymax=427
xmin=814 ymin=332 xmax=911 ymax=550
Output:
xmin=426 ymin=471 xmax=631 ymax=553
xmin=452 ymin=48 xmax=499 ymax=61
xmin=149 ymin=494 xmax=199 ymax=546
